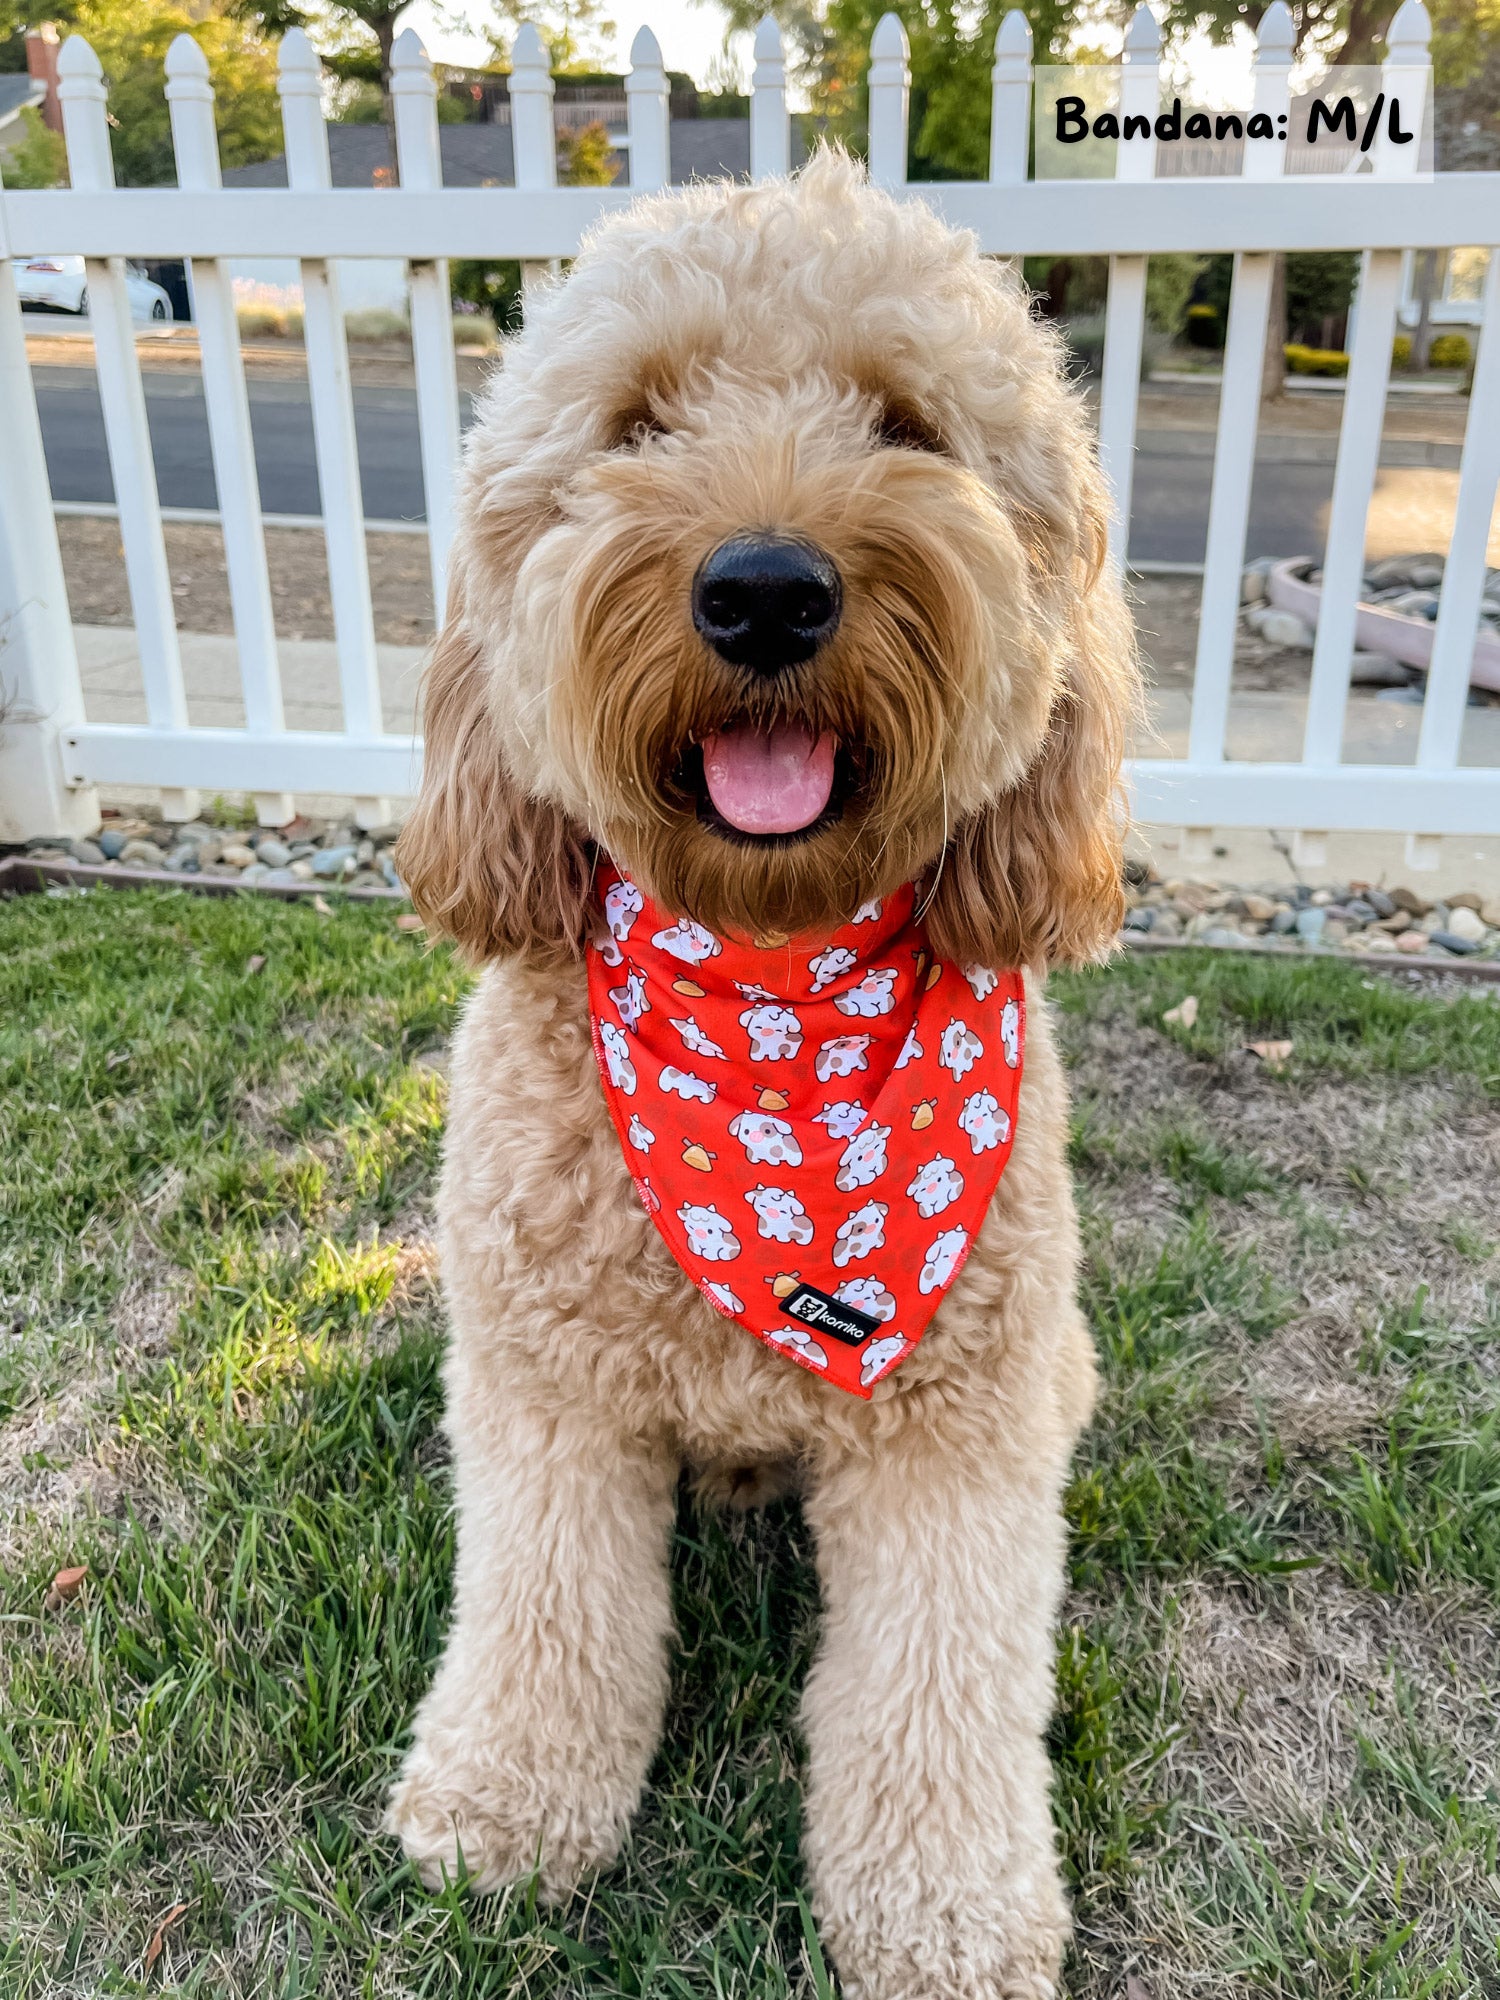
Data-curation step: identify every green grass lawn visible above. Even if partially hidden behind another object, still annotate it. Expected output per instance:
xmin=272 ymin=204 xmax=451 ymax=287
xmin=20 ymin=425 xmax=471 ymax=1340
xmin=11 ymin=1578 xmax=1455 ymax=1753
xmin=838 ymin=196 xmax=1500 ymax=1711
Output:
xmin=2 ymin=887 xmax=1497 ymax=1998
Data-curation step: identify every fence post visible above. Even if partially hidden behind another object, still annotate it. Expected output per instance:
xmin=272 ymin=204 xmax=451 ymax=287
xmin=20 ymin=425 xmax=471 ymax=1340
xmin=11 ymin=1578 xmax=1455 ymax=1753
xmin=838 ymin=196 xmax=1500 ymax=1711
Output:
xmin=750 ymin=16 xmax=789 ymax=180
xmin=626 ymin=26 xmax=670 ymax=190
xmin=867 ymin=14 xmax=909 ymax=190
xmin=1096 ymin=1 xmax=1159 ymax=576
xmin=166 ymin=31 xmax=292 ymax=827
xmin=511 ymin=22 xmax=556 ymax=304
xmin=1297 ymin=0 xmax=1430 ymax=868
xmin=58 ymin=32 xmax=198 ymax=823
xmin=989 ymin=10 xmax=1032 ymax=188
xmin=1181 ymin=0 xmax=1292 ymax=860
xmin=391 ymin=27 xmax=462 ymax=621
xmin=278 ymin=27 xmax=387 ymax=827
xmin=0 ymin=243 xmax=98 ymax=842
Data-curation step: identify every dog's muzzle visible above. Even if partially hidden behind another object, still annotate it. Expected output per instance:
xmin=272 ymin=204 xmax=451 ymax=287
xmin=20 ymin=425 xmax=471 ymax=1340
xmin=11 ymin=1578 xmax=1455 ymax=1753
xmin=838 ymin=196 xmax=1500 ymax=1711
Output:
xmin=692 ymin=535 xmax=842 ymax=674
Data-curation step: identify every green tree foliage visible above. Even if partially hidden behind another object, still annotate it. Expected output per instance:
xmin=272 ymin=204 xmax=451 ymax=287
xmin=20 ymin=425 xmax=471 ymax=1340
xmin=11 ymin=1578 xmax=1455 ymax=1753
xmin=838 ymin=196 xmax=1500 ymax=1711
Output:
xmin=560 ymin=116 xmax=617 ymax=182
xmin=66 ymin=0 xmax=279 ymax=186
xmin=487 ymin=0 xmax=618 ymax=72
xmin=1 ymin=103 xmax=68 ymax=186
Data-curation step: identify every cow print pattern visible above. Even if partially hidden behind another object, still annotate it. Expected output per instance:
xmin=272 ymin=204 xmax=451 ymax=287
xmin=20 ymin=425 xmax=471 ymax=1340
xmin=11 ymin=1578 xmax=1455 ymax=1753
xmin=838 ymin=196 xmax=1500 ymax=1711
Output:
xmin=588 ymin=866 xmax=1023 ymax=1399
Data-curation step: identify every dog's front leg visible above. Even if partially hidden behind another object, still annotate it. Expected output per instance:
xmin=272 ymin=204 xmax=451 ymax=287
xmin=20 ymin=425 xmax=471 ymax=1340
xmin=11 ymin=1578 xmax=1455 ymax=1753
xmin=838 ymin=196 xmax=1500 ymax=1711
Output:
xmin=387 ymin=1379 xmax=677 ymax=1899
xmin=801 ymin=1420 xmax=1071 ymax=2000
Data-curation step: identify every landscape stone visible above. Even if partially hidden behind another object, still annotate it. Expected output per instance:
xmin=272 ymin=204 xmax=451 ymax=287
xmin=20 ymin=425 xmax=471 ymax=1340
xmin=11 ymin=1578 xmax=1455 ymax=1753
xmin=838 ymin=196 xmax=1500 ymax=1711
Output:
xmin=1394 ymin=929 xmax=1429 ymax=953
xmin=1270 ymin=907 xmax=1298 ymax=934
xmin=1390 ymin=886 xmax=1432 ymax=916
xmin=1447 ymin=890 xmax=1483 ymax=911
xmin=1295 ymin=907 xmax=1327 ymax=943
xmin=1242 ymin=894 xmax=1277 ymax=921
xmin=1256 ymin=609 xmax=1316 ymax=648
xmin=1429 ymin=929 xmax=1480 ymax=955
xmin=1365 ymin=888 xmax=1396 ymax=917
xmin=254 ymin=838 xmax=291 ymax=868
xmin=98 ymin=830 xmax=127 ymax=860
xmin=1348 ymin=652 xmax=1412 ymax=688
xmin=219 ymin=844 xmax=256 ymax=869
xmin=312 ymin=845 xmax=357 ymax=879
xmin=119 ymin=839 xmax=164 ymax=866
xmin=1444 ymin=905 xmax=1486 ymax=944
xmin=68 ymin=839 xmax=105 ymax=865
xmin=289 ymin=860 xmax=316 ymax=882
xmin=1123 ymin=907 xmax=1154 ymax=932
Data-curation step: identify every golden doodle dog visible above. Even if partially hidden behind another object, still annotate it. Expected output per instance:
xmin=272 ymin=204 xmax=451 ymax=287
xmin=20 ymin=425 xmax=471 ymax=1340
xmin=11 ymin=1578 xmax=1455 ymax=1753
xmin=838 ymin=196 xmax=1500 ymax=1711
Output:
xmin=387 ymin=149 xmax=1139 ymax=1998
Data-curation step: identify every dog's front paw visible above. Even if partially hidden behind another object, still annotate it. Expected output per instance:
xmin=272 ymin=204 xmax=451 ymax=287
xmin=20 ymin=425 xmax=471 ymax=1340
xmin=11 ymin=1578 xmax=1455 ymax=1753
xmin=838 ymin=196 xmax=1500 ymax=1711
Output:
xmin=386 ymin=1738 xmax=631 ymax=1900
xmin=815 ymin=1875 xmax=1067 ymax=2000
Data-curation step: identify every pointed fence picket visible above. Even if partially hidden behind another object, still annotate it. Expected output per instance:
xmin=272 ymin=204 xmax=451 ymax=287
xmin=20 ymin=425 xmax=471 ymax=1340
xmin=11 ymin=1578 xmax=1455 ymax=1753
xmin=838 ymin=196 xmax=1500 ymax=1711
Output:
xmin=56 ymin=32 xmax=198 ymax=823
xmin=2 ymin=6 xmax=1498 ymax=868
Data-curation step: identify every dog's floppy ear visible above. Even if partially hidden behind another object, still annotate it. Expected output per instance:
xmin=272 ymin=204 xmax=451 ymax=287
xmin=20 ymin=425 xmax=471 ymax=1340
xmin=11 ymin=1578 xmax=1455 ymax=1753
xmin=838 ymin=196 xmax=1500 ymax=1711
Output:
xmin=924 ymin=557 xmax=1138 ymax=974
xmin=395 ymin=614 xmax=593 ymax=967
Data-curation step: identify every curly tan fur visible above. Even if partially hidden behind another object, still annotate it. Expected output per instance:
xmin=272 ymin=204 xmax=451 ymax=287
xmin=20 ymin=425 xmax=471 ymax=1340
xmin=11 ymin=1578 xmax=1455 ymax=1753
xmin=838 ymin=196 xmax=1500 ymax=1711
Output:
xmin=387 ymin=152 xmax=1139 ymax=1998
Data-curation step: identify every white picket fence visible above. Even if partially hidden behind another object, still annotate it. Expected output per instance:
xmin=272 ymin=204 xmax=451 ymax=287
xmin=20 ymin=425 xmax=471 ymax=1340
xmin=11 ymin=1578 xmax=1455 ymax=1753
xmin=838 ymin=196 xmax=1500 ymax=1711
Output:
xmin=1 ymin=2 xmax=1498 ymax=862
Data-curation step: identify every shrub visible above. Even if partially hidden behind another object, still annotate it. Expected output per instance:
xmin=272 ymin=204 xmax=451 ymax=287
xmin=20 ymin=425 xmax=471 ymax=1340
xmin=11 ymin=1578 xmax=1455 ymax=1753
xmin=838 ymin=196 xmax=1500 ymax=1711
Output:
xmin=450 ymin=258 xmax=523 ymax=334
xmin=452 ymin=311 xmax=497 ymax=351
xmin=1429 ymin=331 xmax=1473 ymax=369
xmin=4 ymin=105 xmax=68 ymax=189
xmin=1392 ymin=333 xmax=1412 ymax=366
xmin=344 ymin=307 xmax=409 ymax=342
xmin=1186 ymin=303 xmax=1223 ymax=350
xmin=1285 ymin=343 xmax=1349 ymax=377
xmin=236 ymin=300 xmax=303 ymax=339
xmin=1145 ymin=253 xmax=1208 ymax=338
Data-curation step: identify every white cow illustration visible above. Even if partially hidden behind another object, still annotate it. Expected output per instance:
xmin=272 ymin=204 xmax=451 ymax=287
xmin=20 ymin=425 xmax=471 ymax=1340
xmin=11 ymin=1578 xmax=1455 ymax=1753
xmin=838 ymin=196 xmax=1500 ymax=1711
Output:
xmin=832 ymin=1200 xmax=888 ymax=1267
xmin=600 ymin=1022 xmax=636 ymax=1095
xmin=906 ymin=1154 xmax=964 ymax=1218
xmin=659 ymin=1065 xmax=717 ymax=1104
xmin=958 ymin=1090 xmax=1011 ymax=1155
xmin=851 ymin=897 xmax=883 ymax=924
xmin=728 ymin=1111 xmax=803 ymax=1167
xmin=627 ymin=1113 xmax=655 ymax=1152
xmin=739 ymin=1002 xmax=803 ymax=1060
xmin=813 ymin=1100 xmax=868 ymax=1141
xmin=734 ymin=981 xmax=780 ymax=1003
xmin=939 ymin=1017 xmax=983 ymax=1080
xmin=833 ymin=1275 xmax=897 ymax=1323
xmin=671 ymin=1015 xmax=726 ymax=1060
xmin=962 ymin=964 xmax=998 ymax=1002
xmin=860 ymin=1332 xmax=908 ymax=1387
xmin=893 ymin=1024 xmax=923 ymax=1071
xmin=919 ymin=1225 xmax=969 ymax=1294
xmin=605 ymin=878 xmax=643 ymax=944
xmin=678 ymin=1202 xmax=741 ymax=1261
xmin=703 ymin=1280 xmax=744 ymax=1316
xmin=1001 ymin=994 xmax=1021 ymax=1068
xmin=652 ymin=918 xmax=721 ymax=965
xmin=815 ymin=1034 xmax=872 ymax=1082
xmin=763 ymin=1325 xmax=828 ymax=1370
xmin=609 ymin=964 xmax=650 ymax=1032
xmin=808 ymin=944 xmax=858 ymax=992
xmin=745 ymin=1185 xmax=815 ymax=1245
xmin=836 ymin=1121 xmax=891 ymax=1191
xmin=834 ymin=966 xmax=899 ymax=1018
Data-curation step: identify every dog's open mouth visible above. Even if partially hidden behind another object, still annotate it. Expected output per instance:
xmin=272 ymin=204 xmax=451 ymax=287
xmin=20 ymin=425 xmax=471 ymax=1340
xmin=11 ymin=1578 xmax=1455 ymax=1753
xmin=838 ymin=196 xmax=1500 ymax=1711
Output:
xmin=684 ymin=723 xmax=855 ymax=845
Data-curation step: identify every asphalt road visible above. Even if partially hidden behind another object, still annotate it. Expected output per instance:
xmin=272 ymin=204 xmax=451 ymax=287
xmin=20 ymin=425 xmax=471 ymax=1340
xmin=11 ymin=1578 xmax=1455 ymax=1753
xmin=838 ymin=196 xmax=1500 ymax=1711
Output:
xmin=30 ymin=362 xmax=1429 ymax=567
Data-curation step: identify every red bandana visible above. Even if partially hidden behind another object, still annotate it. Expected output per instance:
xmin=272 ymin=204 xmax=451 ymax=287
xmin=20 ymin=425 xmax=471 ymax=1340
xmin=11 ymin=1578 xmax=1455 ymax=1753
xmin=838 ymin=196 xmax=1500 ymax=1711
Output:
xmin=587 ymin=865 xmax=1024 ymax=1398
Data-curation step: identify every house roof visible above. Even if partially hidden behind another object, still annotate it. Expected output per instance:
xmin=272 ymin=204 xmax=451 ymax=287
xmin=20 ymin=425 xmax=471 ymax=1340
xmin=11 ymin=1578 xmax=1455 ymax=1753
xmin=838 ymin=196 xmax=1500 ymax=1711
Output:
xmin=0 ymin=74 xmax=45 ymax=125
xmin=220 ymin=118 xmax=767 ymax=190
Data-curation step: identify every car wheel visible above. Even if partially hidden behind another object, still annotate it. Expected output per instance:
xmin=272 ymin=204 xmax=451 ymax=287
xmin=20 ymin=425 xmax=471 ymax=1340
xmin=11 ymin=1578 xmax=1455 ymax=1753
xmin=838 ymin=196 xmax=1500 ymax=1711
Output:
xmin=76 ymin=287 xmax=89 ymax=316
xmin=151 ymin=298 xmax=168 ymax=320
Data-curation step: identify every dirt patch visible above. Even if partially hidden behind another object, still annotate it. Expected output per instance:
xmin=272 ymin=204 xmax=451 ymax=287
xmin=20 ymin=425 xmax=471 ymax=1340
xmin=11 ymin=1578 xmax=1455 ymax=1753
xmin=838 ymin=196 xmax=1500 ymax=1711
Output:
xmin=1130 ymin=573 xmax=1320 ymax=696
xmin=58 ymin=515 xmax=437 ymax=648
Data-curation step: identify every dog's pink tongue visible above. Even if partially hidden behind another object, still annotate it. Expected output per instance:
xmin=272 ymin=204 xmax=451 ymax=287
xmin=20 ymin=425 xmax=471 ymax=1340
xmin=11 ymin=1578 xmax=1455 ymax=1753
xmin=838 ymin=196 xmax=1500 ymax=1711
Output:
xmin=702 ymin=724 xmax=836 ymax=835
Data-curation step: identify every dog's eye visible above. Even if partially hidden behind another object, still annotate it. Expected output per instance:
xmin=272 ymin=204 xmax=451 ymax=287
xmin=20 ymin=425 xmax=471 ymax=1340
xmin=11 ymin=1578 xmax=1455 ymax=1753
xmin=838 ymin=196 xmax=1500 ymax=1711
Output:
xmin=875 ymin=404 xmax=946 ymax=454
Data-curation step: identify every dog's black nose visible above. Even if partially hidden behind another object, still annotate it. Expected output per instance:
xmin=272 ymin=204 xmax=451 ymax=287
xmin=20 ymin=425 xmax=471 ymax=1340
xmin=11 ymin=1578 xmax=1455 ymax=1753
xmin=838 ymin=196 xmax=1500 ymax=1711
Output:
xmin=692 ymin=535 xmax=841 ymax=672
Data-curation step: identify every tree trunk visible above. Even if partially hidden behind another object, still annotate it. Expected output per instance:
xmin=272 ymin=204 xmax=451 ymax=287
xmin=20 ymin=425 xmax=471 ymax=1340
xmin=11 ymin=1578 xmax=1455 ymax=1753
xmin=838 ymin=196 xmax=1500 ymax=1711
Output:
xmin=1409 ymin=248 xmax=1440 ymax=370
xmin=377 ymin=14 xmax=397 ymax=117
xmin=1260 ymin=252 xmax=1287 ymax=406
xmin=1332 ymin=0 xmax=1387 ymax=65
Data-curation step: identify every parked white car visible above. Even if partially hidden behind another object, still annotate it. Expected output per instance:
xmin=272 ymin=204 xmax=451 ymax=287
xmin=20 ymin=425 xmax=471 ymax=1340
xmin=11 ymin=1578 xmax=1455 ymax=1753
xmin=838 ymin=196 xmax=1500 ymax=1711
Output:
xmin=12 ymin=254 xmax=173 ymax=321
